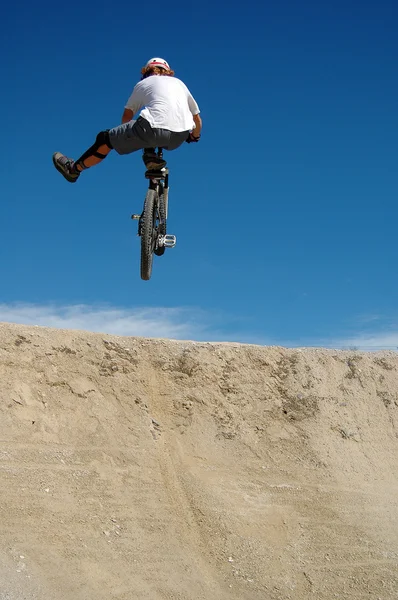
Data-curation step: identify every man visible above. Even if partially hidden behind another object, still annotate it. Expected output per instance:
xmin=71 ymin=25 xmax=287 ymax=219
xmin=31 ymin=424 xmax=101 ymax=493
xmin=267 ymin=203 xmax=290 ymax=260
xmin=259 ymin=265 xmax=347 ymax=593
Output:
xmin=53 ymin=57 xmax=202 ymax=183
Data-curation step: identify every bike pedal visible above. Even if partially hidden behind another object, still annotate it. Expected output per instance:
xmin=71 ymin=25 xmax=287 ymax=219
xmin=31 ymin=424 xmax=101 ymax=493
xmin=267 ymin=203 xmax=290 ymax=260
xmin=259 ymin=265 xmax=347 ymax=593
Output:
xmin=158 ymin=234 xmax=176 ymax=248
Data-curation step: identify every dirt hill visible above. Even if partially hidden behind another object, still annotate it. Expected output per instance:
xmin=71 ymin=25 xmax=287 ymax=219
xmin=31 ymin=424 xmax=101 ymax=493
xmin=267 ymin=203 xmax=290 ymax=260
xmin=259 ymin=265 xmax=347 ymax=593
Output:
xmin=0 ymin=321 xmax=397 ymax=600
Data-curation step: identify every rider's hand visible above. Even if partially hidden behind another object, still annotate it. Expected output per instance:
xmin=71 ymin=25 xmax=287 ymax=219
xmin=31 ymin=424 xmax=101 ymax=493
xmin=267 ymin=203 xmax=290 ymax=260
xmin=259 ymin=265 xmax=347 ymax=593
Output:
xmin=186 ymin=132 xmax=200 ymax=143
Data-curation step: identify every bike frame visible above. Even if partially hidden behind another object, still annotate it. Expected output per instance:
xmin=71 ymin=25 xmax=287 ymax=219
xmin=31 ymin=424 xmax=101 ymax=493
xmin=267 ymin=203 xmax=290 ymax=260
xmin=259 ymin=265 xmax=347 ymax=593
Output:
xmin=131 ymin=147 xmax=176 ymax=281
xmin=147 ymin=167 xmax=169 ymax=220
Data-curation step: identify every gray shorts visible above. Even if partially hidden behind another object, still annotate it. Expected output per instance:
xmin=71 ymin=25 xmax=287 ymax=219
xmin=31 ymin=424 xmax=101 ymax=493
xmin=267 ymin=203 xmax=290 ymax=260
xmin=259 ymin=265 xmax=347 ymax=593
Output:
xmin=109 ymin=117 xmax=189 ymax=155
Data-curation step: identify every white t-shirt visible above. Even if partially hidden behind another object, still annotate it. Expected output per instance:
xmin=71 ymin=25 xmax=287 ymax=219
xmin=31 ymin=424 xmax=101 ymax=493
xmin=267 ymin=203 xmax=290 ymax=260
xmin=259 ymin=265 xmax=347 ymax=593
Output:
xmin=125 ymin=76 xmax=200 ymax=132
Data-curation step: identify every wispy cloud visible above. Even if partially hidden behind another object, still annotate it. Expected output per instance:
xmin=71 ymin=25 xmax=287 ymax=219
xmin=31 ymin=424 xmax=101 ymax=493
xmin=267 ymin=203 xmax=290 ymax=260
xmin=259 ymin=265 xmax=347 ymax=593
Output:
xmin=278 ymin=330 xmax=398 ymax=351
xmin=326 ymin=331 xmax=398 ymax=351
xmin=0 ymin=303 xmax=397 ymax=351
xmin=0 ymin=303 xmax=212 ymax=340
xmin=328 ymin=314 xmax=398 ymax=350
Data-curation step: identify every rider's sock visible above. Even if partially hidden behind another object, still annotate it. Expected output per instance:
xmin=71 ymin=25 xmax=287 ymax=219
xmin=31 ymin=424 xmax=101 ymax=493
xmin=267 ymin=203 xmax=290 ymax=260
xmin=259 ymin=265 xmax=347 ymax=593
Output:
xmin=74 ymin=162 xmax=86 ymax=173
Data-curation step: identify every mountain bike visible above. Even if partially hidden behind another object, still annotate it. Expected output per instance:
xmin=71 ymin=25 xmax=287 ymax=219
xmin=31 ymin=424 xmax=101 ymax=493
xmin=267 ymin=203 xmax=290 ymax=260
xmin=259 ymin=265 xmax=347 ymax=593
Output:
xmin=131 ymin=148 xmax=176 ymax=281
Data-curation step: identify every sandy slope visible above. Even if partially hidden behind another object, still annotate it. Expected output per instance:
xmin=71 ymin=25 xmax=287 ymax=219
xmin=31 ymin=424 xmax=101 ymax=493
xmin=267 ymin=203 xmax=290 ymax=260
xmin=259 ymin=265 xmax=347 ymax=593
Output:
xmin=0 ymin=321 xmax=397 ymax=600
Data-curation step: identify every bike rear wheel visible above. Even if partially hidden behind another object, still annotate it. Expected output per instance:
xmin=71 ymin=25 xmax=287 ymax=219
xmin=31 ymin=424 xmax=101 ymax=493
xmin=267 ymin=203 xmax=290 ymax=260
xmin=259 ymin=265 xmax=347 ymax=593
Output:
xmin=140 ymin=189 xmax=157 ymax=281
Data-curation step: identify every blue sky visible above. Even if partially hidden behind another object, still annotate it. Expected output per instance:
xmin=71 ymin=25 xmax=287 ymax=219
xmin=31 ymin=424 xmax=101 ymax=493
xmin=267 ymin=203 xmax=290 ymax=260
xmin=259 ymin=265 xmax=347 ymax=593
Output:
xmin=2 ymin=0 xmax=397 ymax=349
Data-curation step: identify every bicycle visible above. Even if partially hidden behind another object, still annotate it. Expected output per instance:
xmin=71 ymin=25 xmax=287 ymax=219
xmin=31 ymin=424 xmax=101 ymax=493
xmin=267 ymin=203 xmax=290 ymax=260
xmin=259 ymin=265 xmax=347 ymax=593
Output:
xmin=131 ymin=148 xmax=176 ymax=281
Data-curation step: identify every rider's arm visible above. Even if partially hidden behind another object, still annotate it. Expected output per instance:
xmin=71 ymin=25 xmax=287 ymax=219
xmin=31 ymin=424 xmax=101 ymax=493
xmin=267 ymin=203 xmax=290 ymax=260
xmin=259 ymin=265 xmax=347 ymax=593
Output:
xmin=122 ymin=83 xmax=142 ymax=124
xmin=186 ymin=87 xmax=201 ymax=138
xmin=121 ymin=108 xmax=134 ymax=124
xmin=192 ymin=113 xmax=202 ymax=138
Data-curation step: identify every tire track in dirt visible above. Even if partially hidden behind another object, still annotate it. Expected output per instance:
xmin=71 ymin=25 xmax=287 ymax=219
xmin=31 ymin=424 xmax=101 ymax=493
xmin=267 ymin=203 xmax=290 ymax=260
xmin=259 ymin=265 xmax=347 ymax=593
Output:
xmin=1 ymin=322 xmax=397 ymax=599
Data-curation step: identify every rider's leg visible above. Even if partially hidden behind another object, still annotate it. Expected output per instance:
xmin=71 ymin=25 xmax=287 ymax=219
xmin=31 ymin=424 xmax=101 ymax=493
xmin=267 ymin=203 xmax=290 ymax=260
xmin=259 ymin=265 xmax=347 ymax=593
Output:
xmin=74 ymin=130 xmax=113 ymax=172
xmin=142 ymin=147 xmax=166 ymax=170
xmin=109 ymin=119 xmax=167 ymax=170
xmin=141 ymin=131 xmax=188 ymax=172
xmin=52 ymin=130 xmax=113 ymax=183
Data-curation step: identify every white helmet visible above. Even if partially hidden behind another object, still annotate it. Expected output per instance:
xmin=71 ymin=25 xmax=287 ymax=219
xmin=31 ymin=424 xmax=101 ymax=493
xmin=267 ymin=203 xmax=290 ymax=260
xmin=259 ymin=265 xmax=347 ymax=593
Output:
xmin=145 ymin=57 xmax=170 ymax=71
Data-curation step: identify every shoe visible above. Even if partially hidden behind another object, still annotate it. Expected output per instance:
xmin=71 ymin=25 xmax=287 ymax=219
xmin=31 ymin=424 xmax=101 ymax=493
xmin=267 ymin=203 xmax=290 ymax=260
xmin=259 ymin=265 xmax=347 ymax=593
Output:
xmin=142 ymin=150 xmax=166 ymax=171
xmin=52 ymin=152 xmax=80 ymax=183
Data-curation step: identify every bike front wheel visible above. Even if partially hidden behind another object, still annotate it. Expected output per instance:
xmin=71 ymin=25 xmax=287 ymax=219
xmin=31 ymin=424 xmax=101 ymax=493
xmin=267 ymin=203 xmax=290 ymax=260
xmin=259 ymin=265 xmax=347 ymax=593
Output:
xmin=140 ymin=189 xmax=157 ymax=281
xmin=154 ymin=182 xmax=166 ymax=257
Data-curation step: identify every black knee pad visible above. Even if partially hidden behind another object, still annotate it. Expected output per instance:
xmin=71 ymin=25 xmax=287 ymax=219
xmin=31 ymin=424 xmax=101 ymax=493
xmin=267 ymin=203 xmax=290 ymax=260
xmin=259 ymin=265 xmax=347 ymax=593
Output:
xmin=95 ymin=130 xmax=112 ymax=149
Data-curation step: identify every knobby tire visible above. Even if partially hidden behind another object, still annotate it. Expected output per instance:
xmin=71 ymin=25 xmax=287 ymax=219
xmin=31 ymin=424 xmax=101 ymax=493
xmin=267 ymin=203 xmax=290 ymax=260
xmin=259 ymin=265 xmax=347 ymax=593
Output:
xmin=140 ymin=189 xmax=157 ymax=281
xmin=154 ymin=183 xmax=166 ymax=257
